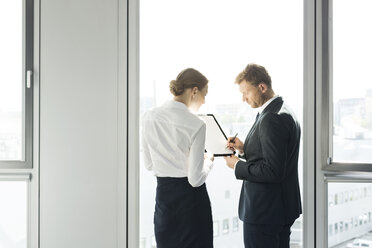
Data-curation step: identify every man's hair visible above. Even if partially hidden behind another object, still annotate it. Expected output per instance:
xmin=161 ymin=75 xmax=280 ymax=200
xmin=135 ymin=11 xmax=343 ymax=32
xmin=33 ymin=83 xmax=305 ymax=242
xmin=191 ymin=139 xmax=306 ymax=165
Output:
xmin=235 ymin=63 xmax=272 ymax=88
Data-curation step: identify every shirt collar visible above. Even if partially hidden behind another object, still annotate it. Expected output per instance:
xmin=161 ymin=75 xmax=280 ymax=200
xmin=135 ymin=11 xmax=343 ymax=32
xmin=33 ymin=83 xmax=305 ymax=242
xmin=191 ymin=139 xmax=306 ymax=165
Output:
xmin=257 ymin=95 xmax=279 ymax=114
xmin=164 ymin=99 xmax=190 ymax=112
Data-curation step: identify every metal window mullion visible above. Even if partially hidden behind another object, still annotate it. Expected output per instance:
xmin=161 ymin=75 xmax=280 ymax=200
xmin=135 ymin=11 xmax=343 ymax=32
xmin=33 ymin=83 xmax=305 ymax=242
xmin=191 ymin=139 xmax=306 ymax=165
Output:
xmin=328 ymin=0 xmax=333 ymax=163
xmin=325 ymin=162 xmax=372 ymax=172
xmin=127 ymin=0 xmax=139 ymax=246
xmin=303 ymin=0 xmax=316 ymax=247
xmin=25 ymin=0 xmax=34 ymax=168
xmin=325 ymin=174 xmax=372 ymax=182
xmin=0 ymin=161 xmax=32 ymax=169
xmin=320 ymin=0 xmax=331 ymax=171
xmin=0 ymin=173 xmax=31 ymax=181
xmin=315 ymin=0 xmax=331 ymax=247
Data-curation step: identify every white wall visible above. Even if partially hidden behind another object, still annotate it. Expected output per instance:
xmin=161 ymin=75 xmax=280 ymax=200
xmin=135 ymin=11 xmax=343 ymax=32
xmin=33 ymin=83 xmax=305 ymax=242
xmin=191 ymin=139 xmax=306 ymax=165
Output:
xmin=40 ymin=0 xmax=126 ymax=247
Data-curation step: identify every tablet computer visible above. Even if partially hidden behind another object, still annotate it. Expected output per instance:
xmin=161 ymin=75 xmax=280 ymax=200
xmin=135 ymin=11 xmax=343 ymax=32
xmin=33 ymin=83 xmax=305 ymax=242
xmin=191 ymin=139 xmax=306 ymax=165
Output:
xmin=198 ymin=114 xmax=235 ymax=157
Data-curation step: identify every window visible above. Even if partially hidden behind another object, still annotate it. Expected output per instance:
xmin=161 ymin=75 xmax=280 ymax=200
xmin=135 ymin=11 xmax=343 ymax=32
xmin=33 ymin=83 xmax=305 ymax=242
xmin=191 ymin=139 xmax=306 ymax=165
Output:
xmin=213 ymin=221 xmax=220 ymax=237
xmin=232 ymin=217 xmax=239 ymax=232
xmin=151 ymin=235 xmax=156 ymax=248
xmin=328 ymin=194 xmax=334 ymax=206
xmin=222 ymin=219 xmax=229 ymax=235
xmin=328 ymin=183 xmax=372 ymax=247
xmin=139 ymin=0 xmax=303 ymax=247
xmin=0 ymin=180 xmax=28 ymax=248
xmin=140 ymin=238 xmax=146 ymax=248
xmin=318 ymin=0 xmax=372 ymax=246
xmin=0 ymin=1 xmax=35 ymax=247
xmin=331 ymin=0 xmax=372 ymax=165
xmin=328 ymin=224 xmax=333 ymax=236
xmin=0 ymin=0 xmax=33 ymax=168
xmin=225 ymin=190 xmax=230 ymax=199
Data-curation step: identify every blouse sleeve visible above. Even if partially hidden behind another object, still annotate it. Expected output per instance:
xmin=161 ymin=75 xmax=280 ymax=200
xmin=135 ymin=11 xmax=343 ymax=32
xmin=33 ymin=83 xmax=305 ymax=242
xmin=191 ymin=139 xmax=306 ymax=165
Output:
xmin=141 ymin=123 xmax=153 ymax=171
xmin=187 ymin=123 xmax=214 ymax=187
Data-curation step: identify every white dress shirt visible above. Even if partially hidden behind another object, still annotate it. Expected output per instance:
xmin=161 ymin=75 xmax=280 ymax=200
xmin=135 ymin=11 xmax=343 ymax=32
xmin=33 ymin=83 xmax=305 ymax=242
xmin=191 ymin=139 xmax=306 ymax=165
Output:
xmin=141 ymin=100 xmax=213 ymax=187
xmin=256 ymin=95 xmax=279 ymax=114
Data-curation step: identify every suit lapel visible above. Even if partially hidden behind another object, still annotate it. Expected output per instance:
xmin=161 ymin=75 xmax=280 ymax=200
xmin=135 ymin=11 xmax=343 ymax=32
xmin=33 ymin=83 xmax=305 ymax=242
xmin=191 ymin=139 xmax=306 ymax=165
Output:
xmin=260 ymin=96 xmax=283 ymax=116
xmin=244 ymin=112 xmax=260 ymax=147
xmin=244 ymin=97 xmax=284 ymax=147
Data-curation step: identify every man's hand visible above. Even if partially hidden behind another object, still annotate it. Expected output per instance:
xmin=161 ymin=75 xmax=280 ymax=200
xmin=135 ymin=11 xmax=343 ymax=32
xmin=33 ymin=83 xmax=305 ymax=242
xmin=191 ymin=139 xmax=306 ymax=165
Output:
xmin=224 ymin=155 xmax=239 ymax=169
xmin=226 ymin=137 xmax=244 ymax=154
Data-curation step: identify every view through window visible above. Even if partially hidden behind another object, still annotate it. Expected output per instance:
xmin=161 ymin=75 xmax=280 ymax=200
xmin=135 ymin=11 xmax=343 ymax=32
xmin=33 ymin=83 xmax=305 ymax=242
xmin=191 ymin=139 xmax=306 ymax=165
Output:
xmin=139 ymin=0 xmax=303 ymax=247
xmin=0 ymin=1 xmax=24 ymax=161
xmin=0 ymin=181 xmax=27 ymax=248
xmin=332 ymin=0 xmax=372 ymax=163
xmin=328 ymin=1 xmax=372 ymax=247
xmin=328 ymin=183 xmax=372 ymax=248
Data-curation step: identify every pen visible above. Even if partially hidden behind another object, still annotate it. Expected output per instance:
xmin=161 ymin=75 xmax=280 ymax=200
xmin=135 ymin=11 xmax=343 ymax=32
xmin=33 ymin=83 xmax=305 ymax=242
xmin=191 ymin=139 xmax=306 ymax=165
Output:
xmin=225 ymin=133 xmax=238 ymax=149
xmin=229 ymin=133 xmax=238 ymax=143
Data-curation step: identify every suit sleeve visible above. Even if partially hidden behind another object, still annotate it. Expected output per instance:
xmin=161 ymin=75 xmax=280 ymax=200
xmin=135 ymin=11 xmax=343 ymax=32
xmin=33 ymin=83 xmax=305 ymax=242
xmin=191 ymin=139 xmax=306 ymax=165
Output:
xmin=235 ymin=113 xmax=289 ymax=183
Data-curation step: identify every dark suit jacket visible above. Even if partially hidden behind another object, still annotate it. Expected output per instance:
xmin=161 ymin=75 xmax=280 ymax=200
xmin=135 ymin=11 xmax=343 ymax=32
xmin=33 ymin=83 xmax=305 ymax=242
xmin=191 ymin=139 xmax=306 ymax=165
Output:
xmin=235 ymin=96 xmax=302 ymax=225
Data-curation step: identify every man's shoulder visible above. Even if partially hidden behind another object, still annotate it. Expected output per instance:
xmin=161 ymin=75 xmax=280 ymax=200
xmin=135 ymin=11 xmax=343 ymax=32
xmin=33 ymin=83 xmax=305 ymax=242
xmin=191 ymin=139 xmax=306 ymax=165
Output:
xmin=260 ymin=105 xmax=298 ymax=129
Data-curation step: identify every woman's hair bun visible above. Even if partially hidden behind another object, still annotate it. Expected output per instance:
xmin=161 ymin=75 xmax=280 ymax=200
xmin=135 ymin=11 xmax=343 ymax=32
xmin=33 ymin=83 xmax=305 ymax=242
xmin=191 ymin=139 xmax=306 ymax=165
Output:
xmin=169 ymin=68 xmax=208 ymax=96
xmin=169 ymin=79 xmax=185 ymax=96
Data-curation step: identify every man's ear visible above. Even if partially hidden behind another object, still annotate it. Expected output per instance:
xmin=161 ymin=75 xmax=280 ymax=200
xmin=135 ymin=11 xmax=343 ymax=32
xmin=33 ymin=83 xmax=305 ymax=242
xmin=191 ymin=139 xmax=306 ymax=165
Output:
xmin=258 ymin=83 xmax=268 ymax=93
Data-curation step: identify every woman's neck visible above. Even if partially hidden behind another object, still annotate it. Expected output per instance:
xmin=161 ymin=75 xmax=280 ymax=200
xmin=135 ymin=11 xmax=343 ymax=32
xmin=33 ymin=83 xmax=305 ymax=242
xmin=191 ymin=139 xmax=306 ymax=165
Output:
xmin=174 ymin=95 xmax=190 ymax=107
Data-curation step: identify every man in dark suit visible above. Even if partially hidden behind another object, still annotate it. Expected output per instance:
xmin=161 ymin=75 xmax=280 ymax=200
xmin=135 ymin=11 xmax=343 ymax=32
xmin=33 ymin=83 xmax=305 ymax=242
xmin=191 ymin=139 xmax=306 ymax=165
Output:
xmin=224 ymin=63 xmax=302 ymax=248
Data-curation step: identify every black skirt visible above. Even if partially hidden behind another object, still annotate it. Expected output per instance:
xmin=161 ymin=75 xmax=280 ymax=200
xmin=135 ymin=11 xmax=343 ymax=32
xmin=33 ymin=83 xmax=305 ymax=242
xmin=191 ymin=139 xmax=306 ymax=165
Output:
xmin=154 ymin=177 xmax=213 ymax=248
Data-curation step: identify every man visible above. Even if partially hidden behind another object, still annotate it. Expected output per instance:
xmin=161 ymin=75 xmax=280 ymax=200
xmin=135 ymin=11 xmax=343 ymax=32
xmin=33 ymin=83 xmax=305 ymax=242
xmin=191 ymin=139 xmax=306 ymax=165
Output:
xmin=224 ymin=63 xmax=302 ymax=248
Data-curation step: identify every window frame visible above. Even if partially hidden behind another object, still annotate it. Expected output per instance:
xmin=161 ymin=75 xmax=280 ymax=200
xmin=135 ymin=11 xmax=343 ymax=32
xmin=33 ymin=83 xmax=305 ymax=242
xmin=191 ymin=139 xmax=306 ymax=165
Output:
xmin=0 ymin=0 xmax=34 ymax=169
xmin=0 ymin=0 xmax=39 ymax=247
xmin=320 ymin=0 xmax=372 ymax=172
xmin=132 ymin=0 xmax=313 ymax=247
xmin=317 ymin=0 xmax=372 ymax=247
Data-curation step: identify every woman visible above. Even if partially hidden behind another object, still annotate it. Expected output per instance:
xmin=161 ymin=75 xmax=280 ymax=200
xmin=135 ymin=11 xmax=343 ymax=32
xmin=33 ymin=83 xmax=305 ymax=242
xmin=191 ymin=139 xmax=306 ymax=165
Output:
xmin=141 ymin=68 xmax=214 ymax=248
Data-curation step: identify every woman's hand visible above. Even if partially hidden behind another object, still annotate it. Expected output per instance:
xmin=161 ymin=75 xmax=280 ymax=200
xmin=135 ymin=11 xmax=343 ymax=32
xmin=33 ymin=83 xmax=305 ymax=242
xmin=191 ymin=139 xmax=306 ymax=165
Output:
xmin=204 ymin=152 xmax=214 ymax=162
xmin=224 ymin=155 xmax=239 ymax=169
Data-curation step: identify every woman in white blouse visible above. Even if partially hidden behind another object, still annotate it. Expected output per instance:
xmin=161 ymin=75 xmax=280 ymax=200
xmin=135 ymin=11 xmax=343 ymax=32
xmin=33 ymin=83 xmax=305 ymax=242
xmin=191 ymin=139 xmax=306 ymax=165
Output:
xmin=141 ymin=68 xmax=214 ymax=248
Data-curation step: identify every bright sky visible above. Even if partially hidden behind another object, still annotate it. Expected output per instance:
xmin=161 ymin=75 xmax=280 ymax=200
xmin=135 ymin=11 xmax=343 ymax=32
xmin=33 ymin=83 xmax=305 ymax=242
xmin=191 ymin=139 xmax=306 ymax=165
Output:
xmin=140 ymin=0 xmax=372 ymax=113
xmin=140 ymin=0 xmax=303 ymax=116
xmin=0 ymin=1 xmax=23 ymax=113
xmin=0 ymin=181 xmax=27 ymax=243
xmin=333 ymin=0 xmax=372 ymax=101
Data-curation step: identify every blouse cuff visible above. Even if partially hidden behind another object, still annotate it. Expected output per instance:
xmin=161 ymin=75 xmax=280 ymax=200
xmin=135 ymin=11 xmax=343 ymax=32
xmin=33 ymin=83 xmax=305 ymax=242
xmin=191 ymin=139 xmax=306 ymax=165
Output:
xmin=204 ymin=158 xmax=214 ymax=173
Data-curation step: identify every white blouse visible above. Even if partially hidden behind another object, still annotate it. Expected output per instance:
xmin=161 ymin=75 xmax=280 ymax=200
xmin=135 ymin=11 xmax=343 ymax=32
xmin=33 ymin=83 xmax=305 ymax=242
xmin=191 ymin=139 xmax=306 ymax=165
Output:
xmin=141 ymin=100 xmax=213 ymax=187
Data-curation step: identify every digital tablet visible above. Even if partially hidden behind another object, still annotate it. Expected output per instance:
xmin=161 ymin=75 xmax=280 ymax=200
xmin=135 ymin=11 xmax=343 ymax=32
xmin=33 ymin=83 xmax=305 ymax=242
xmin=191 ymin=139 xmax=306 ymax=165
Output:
xmin=198 ymin=114 xmax=235 ymax=157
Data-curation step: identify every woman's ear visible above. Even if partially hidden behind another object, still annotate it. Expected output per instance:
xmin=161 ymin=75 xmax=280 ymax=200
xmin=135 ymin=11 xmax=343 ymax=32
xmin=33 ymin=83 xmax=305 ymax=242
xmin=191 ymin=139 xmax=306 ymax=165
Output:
xmin=191 ymin=86 xmax=198 ymax=96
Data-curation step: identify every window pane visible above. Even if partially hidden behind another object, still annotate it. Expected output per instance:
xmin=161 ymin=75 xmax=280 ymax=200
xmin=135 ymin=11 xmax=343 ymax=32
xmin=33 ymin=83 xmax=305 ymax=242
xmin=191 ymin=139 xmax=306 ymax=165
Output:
xmin=328 ymin=183 xmax=372 ymax=248
xmin=333 ymin=0 xmax=372 ymax=163
xmin=0 ymin=1 xmax=24 ymax=161
xmin=140 ymin=0 xmax=303 ymax=247
xmin=0 ymin=181 xmax=27 ymax=248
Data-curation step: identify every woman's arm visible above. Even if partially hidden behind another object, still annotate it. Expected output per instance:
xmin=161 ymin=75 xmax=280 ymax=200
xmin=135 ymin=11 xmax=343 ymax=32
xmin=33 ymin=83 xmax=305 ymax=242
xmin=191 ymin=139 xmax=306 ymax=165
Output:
xmin=187 ymin=124 xmax=213 ymax=187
